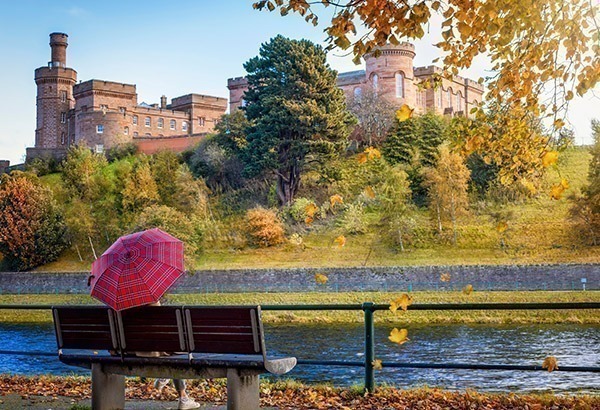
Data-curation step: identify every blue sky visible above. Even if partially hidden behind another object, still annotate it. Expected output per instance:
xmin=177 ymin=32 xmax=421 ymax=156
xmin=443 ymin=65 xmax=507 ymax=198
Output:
xmin=1 ymin=0 xmax=598 ymax=164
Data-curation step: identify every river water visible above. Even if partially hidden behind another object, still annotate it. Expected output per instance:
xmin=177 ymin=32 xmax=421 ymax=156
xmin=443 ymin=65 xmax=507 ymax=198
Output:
xmin=0 ymin=322 xmax=598 ymax=393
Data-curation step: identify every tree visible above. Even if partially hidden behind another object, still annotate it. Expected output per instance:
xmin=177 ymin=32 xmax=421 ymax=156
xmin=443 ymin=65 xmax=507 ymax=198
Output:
xmin=122 ymin=159 xmax=159 ymax=215
xmin=253 ymin=1 xmax=599 ymax=133
xmin=0 ymin=171 xmax=68 ymax=271
xmin=348 ymin=88 xmax=396 ymax=147
xmin=242 ymin=35 xmax=355 ymax=205
xmin=423 ymin=144 xmax=471 ymax=244
xmin=570 ymin=120 xmax=600 ymax=245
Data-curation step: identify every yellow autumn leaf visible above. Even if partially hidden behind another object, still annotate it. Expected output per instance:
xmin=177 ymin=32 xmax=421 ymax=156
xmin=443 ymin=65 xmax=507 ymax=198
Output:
xmin=330 ymin=194 xmax=344 ymax=208
xmin=462 ymin=284 xmax=474 ymax=295
xmin=541 ymin=151 xmax=559 ymax=167
xmin=305 ymin=216 xmax=314 ymax=225
xmin=553 ymin=119 xmax=565 ymax=129
xmin=391 ymin=293 xmax=413 ymax=312
xmin=364 ymin=146 xmax=382 ymax=160
xmin=542 ymin=356 xmax=558 ymax=372
xmin=305 ymin=202 xmax=318 ymax=217
xmin=372 ymin=359 xmax=383 ymax=370
xmin=388 ymin=328 xmax=409 ymax=345
xmin=314 ymin=273 xmax=329 ymax=285
xmin=496 ymin=221 xmax=508 ymax=233
xmin=440 ymin=272 xmax=451 ymax=282
xmin=364 ymin=186 xmax=376 ymax=199
xmin=357 ymin=152 xmax=368 ymax=164
xmin=334 ymin=235 xmax=346 ymax=247
xmin=395 ymin=104 xmax=414 ymax=122
xmin=549 ymin=183 xmax=565 ymax=200
xmin=560 ymin=178 xmax=569 ymax=189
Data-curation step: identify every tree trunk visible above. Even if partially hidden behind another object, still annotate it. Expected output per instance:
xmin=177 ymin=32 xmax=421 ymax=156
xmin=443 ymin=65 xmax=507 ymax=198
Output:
xmin=276 ymin=164 xmax=301 ymax=206
xmin=436 ymin=202 xmax=443 ymax=234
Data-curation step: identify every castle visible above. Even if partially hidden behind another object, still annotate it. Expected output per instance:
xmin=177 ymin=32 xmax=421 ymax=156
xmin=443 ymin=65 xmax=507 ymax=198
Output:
xmin=25 ymin=35 xmax=484 ymax=162
xmin=228 ymin=43 xmax=484 ymax=117
xmin=26 ymin=33 xmax=227 ymax=161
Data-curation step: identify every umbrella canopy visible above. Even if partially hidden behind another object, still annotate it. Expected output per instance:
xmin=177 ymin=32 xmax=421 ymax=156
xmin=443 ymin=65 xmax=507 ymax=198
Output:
xmin=89 ymin=228 xmax=185 ymax=311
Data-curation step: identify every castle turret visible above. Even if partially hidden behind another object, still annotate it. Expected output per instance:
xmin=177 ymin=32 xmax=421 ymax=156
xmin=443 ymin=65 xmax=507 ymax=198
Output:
xmin=365 ymin=43 xmax=416 ymax=105
xmin=28 ymin=33 xmax=77 ymax=161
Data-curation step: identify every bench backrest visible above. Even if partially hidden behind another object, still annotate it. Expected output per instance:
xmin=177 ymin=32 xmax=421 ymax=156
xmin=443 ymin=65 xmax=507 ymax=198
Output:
xmin=183 ymin=306 xmax=264 ymax=355
xmin=53 ymin=306 xmax=118 ymax=351
xmin=116 ymin=306 xmax=186 ymax=353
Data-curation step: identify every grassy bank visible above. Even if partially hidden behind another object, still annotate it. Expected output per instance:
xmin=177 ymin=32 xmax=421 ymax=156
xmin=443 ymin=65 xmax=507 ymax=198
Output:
xmin=1 ymin=375 xmax=598 ymax=409
xmin=1 ymin=291 xmax=598 ymax=324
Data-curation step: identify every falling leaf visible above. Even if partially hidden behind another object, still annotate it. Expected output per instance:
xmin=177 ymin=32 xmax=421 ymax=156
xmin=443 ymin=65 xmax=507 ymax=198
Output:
xmin=389 ymin=294 xmax=413 ymax=313
xmin=304 ymin=216 xmax=314 ymax=225
xmin=388 ymin=328 xmax=409 ymax=345
xmin=560 ymin=178 xmax=569 ymax=189
xmin=440 ymin=272 xmax=451 ymax=282
xmin=363 ymin=186 xmax=376 ymax=199
xmin=549 ymin=183 xmax=566 ymax=200
xmin=372 ymin=359 xmax=383 ymax=370
xmin=334 ymin=235 xmax=346 ymax=247
xmin=542 ymin=151 xmax=559 ymax=167
xmin=364 ymin=146 xmax=382 ymax=160
xmin=314 ymin=273 xmax=328 ymax=285
xmin=357 ymin=152 xmax=368 ymax=164
xmin=395 ymin=104 xmax=414 ymax=122
xmin=462 ymin=284 xmax=474 ymax=295
xmin=553 ymin=119 xmax=565 ymax=129
xmin=542 ymin=356 xmax=558 ymax=372
xmin=496 ymin=221 xmax=508 ymax=233
xmin=330 ymin=194 xmax=344 ymax=208
xmin=305 ymin=202 xmax=318 ymax=217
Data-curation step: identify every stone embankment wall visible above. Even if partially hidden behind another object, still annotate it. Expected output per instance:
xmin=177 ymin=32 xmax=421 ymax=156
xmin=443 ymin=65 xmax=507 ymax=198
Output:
xmin=0 ymin=264 xmax=597 ymax=294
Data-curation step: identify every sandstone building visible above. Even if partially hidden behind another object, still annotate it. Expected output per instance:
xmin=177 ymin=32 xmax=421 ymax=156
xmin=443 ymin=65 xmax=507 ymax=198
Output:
xmin=228 ymin=43 xmax=484 ymax=117
xmin=27 ymin=33 xmax=227 ymax=160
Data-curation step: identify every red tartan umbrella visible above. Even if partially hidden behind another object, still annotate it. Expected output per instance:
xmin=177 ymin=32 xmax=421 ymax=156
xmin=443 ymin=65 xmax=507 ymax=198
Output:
xmin=89 ymin=228 xmax=185 ymax=311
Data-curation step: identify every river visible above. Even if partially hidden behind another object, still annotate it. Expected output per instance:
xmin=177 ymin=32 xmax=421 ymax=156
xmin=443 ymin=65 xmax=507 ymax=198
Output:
xmin=0 ymin=322 xmax=598 ymax=393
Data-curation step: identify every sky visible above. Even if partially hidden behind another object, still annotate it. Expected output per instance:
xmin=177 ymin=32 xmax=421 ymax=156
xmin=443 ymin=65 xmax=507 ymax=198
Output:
xmin=0 ymin=0 xmax=598 ymax=165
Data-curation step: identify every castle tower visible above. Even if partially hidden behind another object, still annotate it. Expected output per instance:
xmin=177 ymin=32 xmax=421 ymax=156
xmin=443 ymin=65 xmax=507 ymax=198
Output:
xmin=364 ymin=43 xmax=416 ymax=106
xmin=31 ymin=33 xmax=77 ymax=157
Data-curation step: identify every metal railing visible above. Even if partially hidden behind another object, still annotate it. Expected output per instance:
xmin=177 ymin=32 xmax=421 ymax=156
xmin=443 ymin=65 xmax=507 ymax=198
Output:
xmin=1 ymin=302 xmax=600 ymax=392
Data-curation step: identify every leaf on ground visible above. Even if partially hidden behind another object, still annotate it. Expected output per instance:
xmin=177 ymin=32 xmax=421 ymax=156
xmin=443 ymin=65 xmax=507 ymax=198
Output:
xmin=440 ymin=272 xmax=451 ymax=282
xmin=388 ymin=328 xmax=409 ymax=345
xmin=462 ymin=284 xmax=474 ymax=295
xmin=334 ymin=235 xmax=346 ymax=247
xmin=542 ymin=356 xmax=558 ymax=372
xmin=314 ymin=273 xmax=328 ymax=285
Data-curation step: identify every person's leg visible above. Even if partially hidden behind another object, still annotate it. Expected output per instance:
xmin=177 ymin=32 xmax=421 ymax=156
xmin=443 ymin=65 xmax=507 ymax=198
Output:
xmin=173 ymin=379 xmax=200 ymax=409
xmin=172 ymin=379 xmax=187 ymax=398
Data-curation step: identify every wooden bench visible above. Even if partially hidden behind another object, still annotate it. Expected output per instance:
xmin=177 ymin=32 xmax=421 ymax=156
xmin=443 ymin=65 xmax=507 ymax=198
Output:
xmin=52 ymin=305 xmax=296 ymax=410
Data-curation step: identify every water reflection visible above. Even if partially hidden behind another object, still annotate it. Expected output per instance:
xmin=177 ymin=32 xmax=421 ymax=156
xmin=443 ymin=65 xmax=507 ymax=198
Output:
xmin=0 ymin=322 xmax=598 ymax=393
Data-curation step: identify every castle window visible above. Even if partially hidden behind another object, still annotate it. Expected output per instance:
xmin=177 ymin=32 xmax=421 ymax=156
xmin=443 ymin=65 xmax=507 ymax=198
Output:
xmin=437 ymin=89 xmax=442 ymax=107
xmin=61 ymin=132 xmax=66 ymax=145
xmin=199 ymin=117 xmax=206 ymax=127
xmin=395 ymin=72 xmax=405 ymax=98
xmin=60 ymin=112 xmax=66 ymax=123
xmin=134 ymin=132 xmax=139 ymax=137
xmin=353 ymin=87 xmax=362 ymax=99
xmin=158 ymin=118 xmax=164 ymax=128
xmin=96 ymin=125 xmax=104 ymax=134
xmin=133 ymin=115 xmax=138 ymax=125
xmin=372 ymin=74 xmax=379 ymax=92
xmin=447 ymin=88 xmax=452 ymax=107
xmin=145 ymin=133 xmax=151 ymax=137
xmin=182 ymin=121 xmax=188 ymax=132
xmin=145 ymin=117 xmax=151 ymax=127
xmin=100 ymin=104 xmax=108 ymax=111
xmin=95 ymin=144 xmax=104 ymax=154
xmin=60 ymin=91 xmax=67 ymax=102
xmin=124 ymin=126 xmax=129 ymax=135
xmin=170 ymin=120 xmax=176 ymax=130
xmin=119 ymin=107 xmax=126 ymax=114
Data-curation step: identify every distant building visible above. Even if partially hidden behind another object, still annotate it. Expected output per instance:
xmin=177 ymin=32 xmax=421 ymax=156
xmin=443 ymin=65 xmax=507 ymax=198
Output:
xmin=228 ymin=43 xmax=484 ymax=117
xmin=0 ymin=160 xmax=9 ymax=174
xmin=27 ymin=33 xmax=227 ymax=161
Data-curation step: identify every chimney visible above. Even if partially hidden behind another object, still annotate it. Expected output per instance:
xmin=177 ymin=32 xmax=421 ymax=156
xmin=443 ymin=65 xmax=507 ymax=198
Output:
xmin=160 ymin=95 xmax=167 ymax=109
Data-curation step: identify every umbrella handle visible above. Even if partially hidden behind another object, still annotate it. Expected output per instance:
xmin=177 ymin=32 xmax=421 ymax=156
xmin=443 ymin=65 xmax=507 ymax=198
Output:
xmin=87 ymin=275 xmax=94 ymax=287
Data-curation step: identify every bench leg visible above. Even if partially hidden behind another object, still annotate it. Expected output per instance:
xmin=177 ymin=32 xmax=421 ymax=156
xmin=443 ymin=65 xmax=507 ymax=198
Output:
xmin=226 ymin=368 xmax=260 ymax=410
xmin=91 ymin=363 xmax=125 ymax=410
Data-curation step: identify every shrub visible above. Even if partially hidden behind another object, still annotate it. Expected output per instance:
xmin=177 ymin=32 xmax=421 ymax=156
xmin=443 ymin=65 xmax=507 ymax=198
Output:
xmin=244 ymin=207 xmax=286 ymax=247
xmin=287 ymin=197 xmax=317 ymax=224
xmin=336 ymin=203 xmax=368 ymax=234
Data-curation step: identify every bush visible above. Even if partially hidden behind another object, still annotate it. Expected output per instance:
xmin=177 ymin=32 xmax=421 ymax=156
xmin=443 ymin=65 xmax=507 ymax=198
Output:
xmin=286 ymin=197 xmax=317 ymax=224
xmin=105 ymin=143 xmax=138 ymax=162
xmin=336 ymin=203 xmax=368 ymax=234
xmin=244 ymin=207 xmax=286 ymax=247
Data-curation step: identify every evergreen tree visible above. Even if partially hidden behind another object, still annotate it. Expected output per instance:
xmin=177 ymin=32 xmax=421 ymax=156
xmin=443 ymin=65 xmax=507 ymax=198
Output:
xmin=242 ymin=35 xmax=355 ymax=205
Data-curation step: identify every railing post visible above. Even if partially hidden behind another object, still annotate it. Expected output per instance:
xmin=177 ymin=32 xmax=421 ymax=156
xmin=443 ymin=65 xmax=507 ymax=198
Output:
xmin=362 ymin=302 xmax=375 ymax=393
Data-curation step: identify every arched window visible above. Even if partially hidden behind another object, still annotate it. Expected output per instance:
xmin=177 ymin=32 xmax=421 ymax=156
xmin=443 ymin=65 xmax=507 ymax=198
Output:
xmin=354 ymin=87 xmax=362 ymax=98
xmin=447 ymin=88 xmax=453 ymax=107
xmin=395 ymin=72 xmax=404 ymax=98
xmin=124 ymin=126 xmax=129 ymax=135
xmin=372 ymin=74 xmax=379 ymax=92
xmin=158 ymin=118 xmax=164 ymax=128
